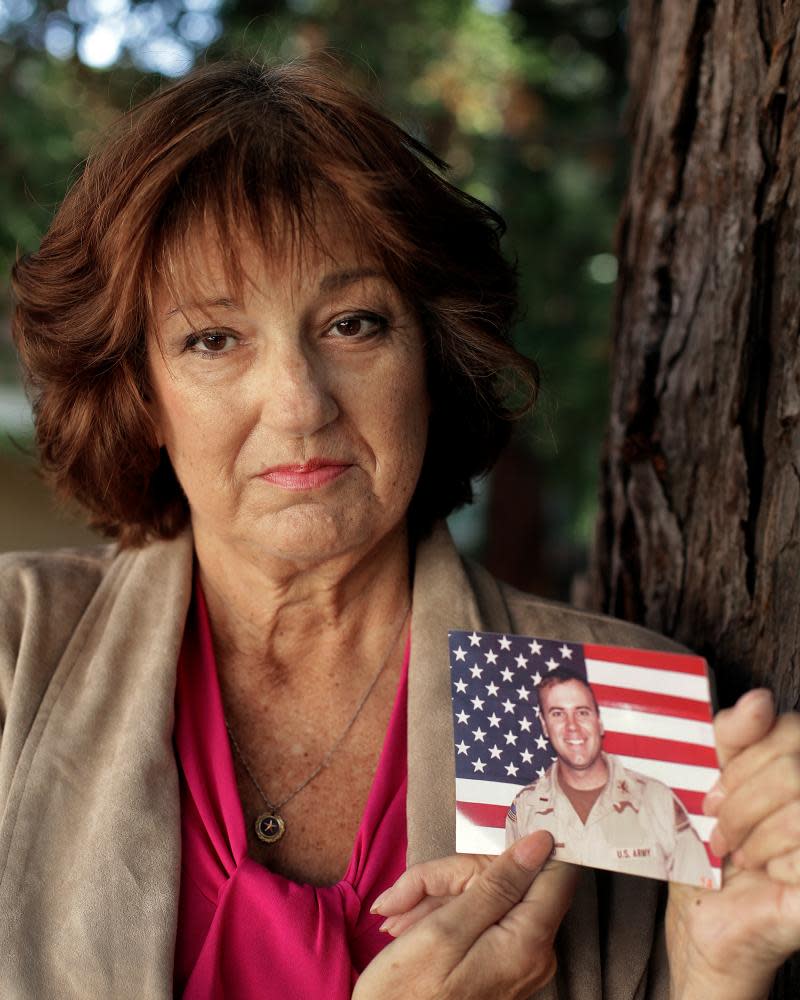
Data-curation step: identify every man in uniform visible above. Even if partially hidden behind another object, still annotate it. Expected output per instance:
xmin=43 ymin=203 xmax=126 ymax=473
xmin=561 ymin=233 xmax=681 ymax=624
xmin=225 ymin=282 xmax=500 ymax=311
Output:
xmin=505 ymin=667 xmax=715 ymax=887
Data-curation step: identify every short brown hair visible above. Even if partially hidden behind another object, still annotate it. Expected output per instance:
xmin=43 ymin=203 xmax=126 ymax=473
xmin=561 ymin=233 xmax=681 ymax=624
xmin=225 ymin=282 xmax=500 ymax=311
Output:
xmin=11 ymin=58 xmax=538 ymax=546
xmin=538 ymin=668 xmax=599 ymax=713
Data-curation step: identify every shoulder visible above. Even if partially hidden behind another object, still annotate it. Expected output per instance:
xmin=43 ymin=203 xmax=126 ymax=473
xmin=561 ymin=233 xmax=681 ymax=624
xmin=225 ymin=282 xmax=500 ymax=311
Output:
xmin=612 ymin=758 xmax=684 ymax=814
xmin=464 ymin=557 xmax=688 ymax=655
xmin=511 ymin=767 xmax=553 ymax=807
xmin=0 ymin=545 xmax=119 ymax=719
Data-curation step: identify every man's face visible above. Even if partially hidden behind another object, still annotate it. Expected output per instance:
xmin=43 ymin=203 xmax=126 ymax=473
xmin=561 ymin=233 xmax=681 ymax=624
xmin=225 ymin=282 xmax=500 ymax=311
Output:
xmin=539 ymin=679 xmax=604 ymax=771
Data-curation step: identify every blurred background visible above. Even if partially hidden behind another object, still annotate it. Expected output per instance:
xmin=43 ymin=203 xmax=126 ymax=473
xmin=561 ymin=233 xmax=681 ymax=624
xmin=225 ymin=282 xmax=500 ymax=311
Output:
xmin=0 ymin=0 xmax=629 ymax=597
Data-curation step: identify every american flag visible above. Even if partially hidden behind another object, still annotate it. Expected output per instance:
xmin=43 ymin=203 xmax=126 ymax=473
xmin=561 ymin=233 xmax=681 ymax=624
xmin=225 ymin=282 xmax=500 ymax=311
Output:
xmin=449 ymin=629 xmax=722 ymax=885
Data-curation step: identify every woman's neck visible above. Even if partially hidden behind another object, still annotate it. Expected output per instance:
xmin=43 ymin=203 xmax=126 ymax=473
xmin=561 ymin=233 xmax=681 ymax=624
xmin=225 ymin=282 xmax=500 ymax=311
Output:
xmin=194 ymin=523 xmax=412 ymax=697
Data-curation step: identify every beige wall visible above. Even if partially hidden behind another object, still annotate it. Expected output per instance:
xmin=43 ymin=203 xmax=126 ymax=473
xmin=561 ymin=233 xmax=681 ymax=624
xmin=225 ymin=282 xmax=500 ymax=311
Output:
xmin=0 ymin=452 xmax=101 ymax=552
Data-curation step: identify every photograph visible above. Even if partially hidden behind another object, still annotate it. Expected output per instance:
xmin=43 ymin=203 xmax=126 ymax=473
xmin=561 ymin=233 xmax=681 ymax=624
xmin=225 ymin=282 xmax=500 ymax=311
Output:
xmin=450 ymin=628 xmax=721 ymax=889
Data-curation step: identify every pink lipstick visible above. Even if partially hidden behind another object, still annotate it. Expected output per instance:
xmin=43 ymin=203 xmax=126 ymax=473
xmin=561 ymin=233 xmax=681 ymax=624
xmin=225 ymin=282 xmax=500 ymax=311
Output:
xmin=258 ymin=459 xmax=351 ymax=491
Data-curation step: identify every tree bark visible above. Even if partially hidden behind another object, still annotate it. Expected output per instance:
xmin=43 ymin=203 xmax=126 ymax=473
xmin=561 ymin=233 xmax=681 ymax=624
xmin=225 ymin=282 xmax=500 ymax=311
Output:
xmin=590 ymin=3 xmax=800 ymax=994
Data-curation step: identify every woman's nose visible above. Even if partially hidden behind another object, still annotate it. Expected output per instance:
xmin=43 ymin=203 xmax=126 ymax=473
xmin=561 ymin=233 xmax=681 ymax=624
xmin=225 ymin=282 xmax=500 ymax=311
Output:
xmin=260 ymin=341 xmax=339 ymax=437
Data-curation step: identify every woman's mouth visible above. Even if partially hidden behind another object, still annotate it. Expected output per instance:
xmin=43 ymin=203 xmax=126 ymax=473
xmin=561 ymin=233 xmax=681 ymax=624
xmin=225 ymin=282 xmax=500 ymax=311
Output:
xmin=257 ymin=460 xmax=351 ymax=491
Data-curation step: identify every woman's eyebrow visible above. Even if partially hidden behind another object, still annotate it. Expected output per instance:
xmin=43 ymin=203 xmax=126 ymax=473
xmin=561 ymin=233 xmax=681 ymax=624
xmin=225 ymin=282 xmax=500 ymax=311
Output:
xmin=164 ymin=297 xmax=237 ymax=319
xmin=317 ymin=267 xmax=386 ymax=292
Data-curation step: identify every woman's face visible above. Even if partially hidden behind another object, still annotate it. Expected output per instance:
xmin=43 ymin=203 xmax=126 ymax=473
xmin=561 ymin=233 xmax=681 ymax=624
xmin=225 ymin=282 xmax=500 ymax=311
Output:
xmin=147 ymin=221 xmax=430 ymax=571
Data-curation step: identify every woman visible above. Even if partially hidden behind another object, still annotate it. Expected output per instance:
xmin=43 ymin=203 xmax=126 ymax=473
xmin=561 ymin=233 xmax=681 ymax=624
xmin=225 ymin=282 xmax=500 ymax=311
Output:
xmin=2 ymin=59 xmax=799 ymax=999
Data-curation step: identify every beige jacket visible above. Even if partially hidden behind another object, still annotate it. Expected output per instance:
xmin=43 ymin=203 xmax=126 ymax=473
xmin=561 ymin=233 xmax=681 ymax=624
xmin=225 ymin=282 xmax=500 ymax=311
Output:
xmin=0 ymin=524 xmax=678 ymax=999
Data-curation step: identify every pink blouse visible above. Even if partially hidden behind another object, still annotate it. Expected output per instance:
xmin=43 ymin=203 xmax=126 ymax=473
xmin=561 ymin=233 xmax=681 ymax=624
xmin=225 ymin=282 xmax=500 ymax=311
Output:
xmin=173 ymin=581 xmax=409 ymax=998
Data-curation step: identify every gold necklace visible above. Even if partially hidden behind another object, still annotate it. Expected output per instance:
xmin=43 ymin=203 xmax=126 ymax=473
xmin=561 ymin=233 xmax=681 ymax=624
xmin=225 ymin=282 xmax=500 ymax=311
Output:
xmin=225 ymin=606 xmax=410 ymax=844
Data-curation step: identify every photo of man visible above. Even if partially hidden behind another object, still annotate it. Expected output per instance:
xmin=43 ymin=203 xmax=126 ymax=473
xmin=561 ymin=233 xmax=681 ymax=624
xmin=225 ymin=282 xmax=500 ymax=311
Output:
xmin=505 ymin=666 xmax=715 ymax=887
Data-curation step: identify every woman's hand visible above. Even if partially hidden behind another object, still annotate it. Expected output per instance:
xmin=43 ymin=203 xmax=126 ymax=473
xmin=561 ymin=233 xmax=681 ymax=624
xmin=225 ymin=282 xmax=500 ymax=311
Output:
xmin=667 ymin=690 xmax=800 ymax=1000
xmin=354 ymin=831 xmax=578 ymax=1000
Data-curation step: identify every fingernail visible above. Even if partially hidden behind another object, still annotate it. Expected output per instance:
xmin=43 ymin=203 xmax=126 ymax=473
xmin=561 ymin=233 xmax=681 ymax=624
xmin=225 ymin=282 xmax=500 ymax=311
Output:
xmin=709 ymin=825 xmax=728 ymax=857
xmin=703 ymin=780 xmax=725 ymax=815
xmin=378 ymin=918 xmax=395 ymax=934
xmin=370 ymin=891 xmax=389 ymax=914
xmin=738 ymin=688 xmax=774 ymax=712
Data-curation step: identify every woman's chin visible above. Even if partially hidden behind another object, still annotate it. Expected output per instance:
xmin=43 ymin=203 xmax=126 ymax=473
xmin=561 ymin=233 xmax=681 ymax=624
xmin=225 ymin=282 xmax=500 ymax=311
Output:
xmin=234 ymin=504 xmax=388 ymax=567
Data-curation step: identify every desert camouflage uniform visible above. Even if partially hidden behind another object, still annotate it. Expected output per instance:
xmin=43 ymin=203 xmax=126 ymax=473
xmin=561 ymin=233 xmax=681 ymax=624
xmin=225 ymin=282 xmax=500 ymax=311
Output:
xmin=506 ymin=753 xmax=714 ymax=888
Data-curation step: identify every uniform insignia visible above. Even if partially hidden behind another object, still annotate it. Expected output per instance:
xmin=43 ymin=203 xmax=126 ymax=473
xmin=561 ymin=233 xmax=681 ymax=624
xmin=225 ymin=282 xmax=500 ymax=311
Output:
xmin=619 ymin=780 xmax=630 ymax=795
xmin=535 ymin=807 xmax=555 ymax=816
xmin=507 ymin=802 xmax=517 ymax=820
xmin=613 ymin=800 xmax=640 ymax=814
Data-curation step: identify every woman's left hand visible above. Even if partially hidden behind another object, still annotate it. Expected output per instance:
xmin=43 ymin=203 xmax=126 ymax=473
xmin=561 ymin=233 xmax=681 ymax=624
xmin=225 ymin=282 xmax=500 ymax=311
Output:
xmin=666 ymin=689 xmax=800 ymax=999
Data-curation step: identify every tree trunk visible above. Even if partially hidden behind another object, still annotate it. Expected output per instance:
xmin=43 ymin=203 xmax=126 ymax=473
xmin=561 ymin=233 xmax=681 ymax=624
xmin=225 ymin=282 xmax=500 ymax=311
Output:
xmin=590 ymin=3 xmax=800 ymax=995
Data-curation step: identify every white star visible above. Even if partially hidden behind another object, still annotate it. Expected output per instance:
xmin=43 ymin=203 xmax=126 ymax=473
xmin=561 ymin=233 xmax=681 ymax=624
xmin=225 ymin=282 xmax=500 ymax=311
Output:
xmin=471 ymin=695 xmax=485 ymax=711
xmin=520 ymin=748 xmax=533 ymax=764
xmin=472 ymin=758 xmax=487 ymax=773
xmin=533 ymin=705 xmax=541 ymax=718
xmin=470 ymin=664 xmax=484 ymax=679
xmin=498 ymin=635 xmax=512 ymax=650
xmin=532 ymin=671 xmax=542 ymax=686
xmin=529 ymin=639 xmax=542 ymax=655
xmin=516 ymin=685 xmax=530 ymax=701
xmin=455 ymin=740 xmax=470 ymax=755
xmin=504 ymin=730 xmax=518 ymax=746
xmin=454 ymin=646 xmax=467 ymax=662
xmin=505 ymin=762 xmax=519 ymax=777
xmin=518 ymin=716 xmax=532 ymax=732
xmin=551 ymin=755 xmax=558 ymax=762
xmin=484 ymin=649 xmax=498 ymax=665
xmin=485 ymin=681 xmax=499 ymax=697
xmin=456 ymin=710 xmax=470 ymax=725
xmin=472 ymin=727 xmax=486 ymax=742
xmin=535 ymin=734 xmax=548 ymax=750
xmin=500 ymin=667 xmax=514 ymax=682
xmin=515 ymin=653 xmax=528 ymax=669
xmin=559 ymin=644 xmax=573 ymax=660
xmin=454 ymin=678 xmax=468 ymax=693
xmin=502 ymin=698 xmax=516 ymax=714
xmin=468 ymin=632 xmax=482 ymax=647
xmin=487 ymin=712 xmax=501 ymax=728
xmin=537 ymin=766 xmax=547 ymax=779
xmin=489 ymin=744 xmax=503 ymax=759
xmin=546 ymin=657 xmax=559 ymax=671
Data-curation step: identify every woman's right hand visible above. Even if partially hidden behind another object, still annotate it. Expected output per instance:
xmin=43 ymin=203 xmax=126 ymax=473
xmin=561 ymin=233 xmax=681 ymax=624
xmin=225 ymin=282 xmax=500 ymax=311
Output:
xmin=353 ymin=831 xmax=578 ymax=1000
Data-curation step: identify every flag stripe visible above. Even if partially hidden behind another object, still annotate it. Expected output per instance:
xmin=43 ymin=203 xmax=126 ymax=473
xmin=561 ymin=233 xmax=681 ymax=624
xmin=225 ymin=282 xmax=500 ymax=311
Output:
xmin=602 ymin=731 xmax=719 ymax=767
xmin=586 ymin=660 xmax=711 ymax=702
xmin=585 ymin=644 xmax=708 ymax=675
xmin=612 ymin=755 xmax=717 ymax=792
xmin=590 ymin=682 xmax=713 ymax=722
xmin=598 ymin=706 xmax=716 ymax=747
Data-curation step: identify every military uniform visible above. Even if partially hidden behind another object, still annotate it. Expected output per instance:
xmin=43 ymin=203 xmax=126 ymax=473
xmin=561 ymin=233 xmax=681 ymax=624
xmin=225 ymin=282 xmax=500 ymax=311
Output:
xmin=506 ymin=753 xmax=715 ymax=888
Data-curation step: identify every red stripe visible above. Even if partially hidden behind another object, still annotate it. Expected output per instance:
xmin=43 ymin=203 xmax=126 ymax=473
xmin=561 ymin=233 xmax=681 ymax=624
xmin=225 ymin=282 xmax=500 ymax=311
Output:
xmin=704 ymin=841 xmax=723 ymax=869
xmin=585 ymin=643 xmax=708 ymax=676
xmin=603 ymin=731 xmax=719 ymax=768
xmin=671 ymin=788 xmax=708 ymax=815
xmin=593 ymin=684 xmax=713 ymax=722
xmin=458 ymin=801 xmax=510 ymax=828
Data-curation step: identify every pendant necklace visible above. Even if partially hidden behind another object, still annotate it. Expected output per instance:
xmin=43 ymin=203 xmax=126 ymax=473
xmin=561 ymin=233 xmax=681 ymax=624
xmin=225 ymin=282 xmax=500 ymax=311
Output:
xmin=225 ymin=605 xmax=410 ymax=845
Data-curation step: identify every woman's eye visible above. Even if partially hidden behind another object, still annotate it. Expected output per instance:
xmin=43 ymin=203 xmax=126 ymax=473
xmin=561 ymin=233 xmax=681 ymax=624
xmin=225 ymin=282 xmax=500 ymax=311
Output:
xmin=185 ymin=331 xmax=237 ymax=355
xmin=329 ymin=313 xmax=387 ymax=339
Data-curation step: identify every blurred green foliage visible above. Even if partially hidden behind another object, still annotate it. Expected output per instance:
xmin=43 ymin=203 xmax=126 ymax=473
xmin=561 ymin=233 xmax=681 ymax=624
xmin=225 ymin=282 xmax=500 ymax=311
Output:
xmin=0 ymin=0 xmax=628 ymax=580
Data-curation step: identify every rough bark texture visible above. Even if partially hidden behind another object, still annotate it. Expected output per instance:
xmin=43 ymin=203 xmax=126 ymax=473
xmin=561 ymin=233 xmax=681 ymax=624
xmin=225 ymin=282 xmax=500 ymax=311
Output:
xmin=590 ymin=3 xmax=800 ymax=994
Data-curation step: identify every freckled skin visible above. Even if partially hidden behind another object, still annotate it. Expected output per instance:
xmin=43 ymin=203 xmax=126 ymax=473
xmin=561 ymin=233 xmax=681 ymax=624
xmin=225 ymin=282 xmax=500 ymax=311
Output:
xmin=147 ymin=221 xmax=431 ymax=578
